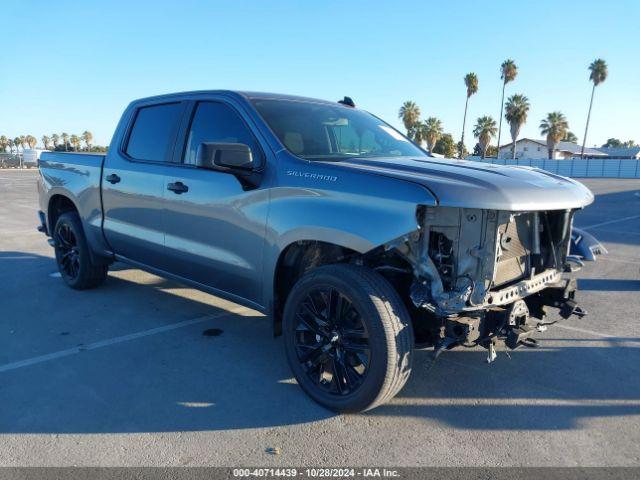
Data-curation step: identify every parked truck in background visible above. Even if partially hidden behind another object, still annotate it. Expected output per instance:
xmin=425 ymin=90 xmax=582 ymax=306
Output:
xmin=38 ymin=90 xmax=597 ymax=412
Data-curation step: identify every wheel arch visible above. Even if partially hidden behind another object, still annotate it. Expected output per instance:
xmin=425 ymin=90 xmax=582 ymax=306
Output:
xmin=271 ymin=239 xmax=363 ymax=336
xmin=47 ymin=193 xmax=112 ymax=266
xmin=47 ymin=194 xmax=80 ymax=234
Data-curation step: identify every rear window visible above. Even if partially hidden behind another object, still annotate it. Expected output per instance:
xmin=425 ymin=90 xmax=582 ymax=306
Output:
xmin=125 ymin=103 xmax=182 ymax=161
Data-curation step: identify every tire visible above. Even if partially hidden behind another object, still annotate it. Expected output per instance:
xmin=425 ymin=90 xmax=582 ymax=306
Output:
xmin=53 ymin=212 xmax=108 ymax=290
xmin=283 ymin=264 xmax=414 ymax=413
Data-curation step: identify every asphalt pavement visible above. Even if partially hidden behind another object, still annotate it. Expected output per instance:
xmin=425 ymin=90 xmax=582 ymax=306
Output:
xmin=1 ymin=169 xmax=639 ymax=467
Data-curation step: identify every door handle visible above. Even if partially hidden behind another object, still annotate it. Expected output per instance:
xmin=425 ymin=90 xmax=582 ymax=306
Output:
xmin=167 ymin=181 xmax=189 ymax=194
xmin=106 ymin=173 xmax=121 ymax=184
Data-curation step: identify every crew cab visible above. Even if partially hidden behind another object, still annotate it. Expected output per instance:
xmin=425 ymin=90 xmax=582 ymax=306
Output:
xmin=38 ymin=91 xmax=597 ymax=412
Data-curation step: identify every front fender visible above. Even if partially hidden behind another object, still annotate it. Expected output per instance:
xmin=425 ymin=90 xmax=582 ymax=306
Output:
xmin=260 ymin=163 xmax=436 ymax=309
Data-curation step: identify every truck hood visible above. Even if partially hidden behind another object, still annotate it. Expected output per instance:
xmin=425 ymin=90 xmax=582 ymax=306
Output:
xmin=324 ymin=157 xmax=594 ymax=211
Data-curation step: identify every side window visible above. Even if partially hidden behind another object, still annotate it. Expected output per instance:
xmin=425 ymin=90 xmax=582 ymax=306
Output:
xmin=184 ymin=102 xmax=263 ymax=165
xmin=125 ymin=103 xmax=182 ymax=161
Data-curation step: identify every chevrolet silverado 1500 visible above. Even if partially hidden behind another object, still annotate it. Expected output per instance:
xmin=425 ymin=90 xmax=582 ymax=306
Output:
xmin=38 ymin=91 xmax=597 ymax=412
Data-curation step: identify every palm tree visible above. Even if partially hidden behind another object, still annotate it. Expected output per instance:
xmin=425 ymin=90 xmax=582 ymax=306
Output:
xmin=460 ymin=73 xmax=478 ymax=158
xmin=504 ymin=94 xmax=530 ymax=159
xmin=61 ymin=132 xmax=69 ymax=151
xmin=19 ymin=136 xmax=26 ymax=150
xmin=7 ymin=138 xmax=15 ymax=154
xmin=14 ymin=137 xmax=22 ymax=151
xmin=51 ymin=133 xmax=60 ymax=149
xmin=563 ymin=131 xmax=578 ymax=143
xmin=70 ymin=134 xmax=81 ymax=151
xmin=42 ymin=135 xmax=51 ymax=150
xmin=581 ymin=58 xmax=608 ymax=158
xmin=82 ymin=131 xmax=93 ymax=151
xmin=398 ymin=101 xmax=421 ymax=140
xmin=497 ymin=59 xmax=517 ymax=156
xmin=410 ymin=123 xmax=427 ymax=147
xmin=472 ymin=116 xmax=497 ymax=159
xmin=0 ymin=136 xmax=7 ymax=153
xmin=26 ymin=135 xmax=37 ymax=149
xmin=540 ymin=112 xmax=569 ymax=159
xmin=423 ymin=117 xmax=443 ymax=153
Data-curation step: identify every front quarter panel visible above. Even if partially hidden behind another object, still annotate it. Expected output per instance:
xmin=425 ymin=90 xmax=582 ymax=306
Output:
xmin=261 ymin=153 xmax=436 ymax=308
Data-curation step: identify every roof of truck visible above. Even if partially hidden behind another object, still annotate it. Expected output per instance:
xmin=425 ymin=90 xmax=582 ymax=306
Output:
xmin=132 ymin=90 xmax=337 ymax=105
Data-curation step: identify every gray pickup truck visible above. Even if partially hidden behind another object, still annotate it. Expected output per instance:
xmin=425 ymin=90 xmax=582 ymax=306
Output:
xmin=38 ymin=90 xmax=597 ymax=412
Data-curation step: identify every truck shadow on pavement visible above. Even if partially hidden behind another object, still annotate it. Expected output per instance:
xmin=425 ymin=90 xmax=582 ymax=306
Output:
xmin=578 ymin=278 xmax=640 ymax=291
xmin=1 ymin=251 xmax=639 ymax=433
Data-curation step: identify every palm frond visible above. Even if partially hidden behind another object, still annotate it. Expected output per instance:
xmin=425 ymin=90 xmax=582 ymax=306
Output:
xmin=464 ymin=73 xmax=478 ymax=97
xmin=398 ymin=101 xmax=421 ymax=132
xmin=589 ymin=58 xmax=608 ymax=86
xmin=500 ymin=59 xmax=518 ymax=84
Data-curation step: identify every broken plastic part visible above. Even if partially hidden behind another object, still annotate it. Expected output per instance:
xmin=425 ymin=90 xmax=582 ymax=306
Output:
xmin=564 ymin=255 xmax=584 ymax=272
xmin=486 ymin=342 xmax=497 ymax=363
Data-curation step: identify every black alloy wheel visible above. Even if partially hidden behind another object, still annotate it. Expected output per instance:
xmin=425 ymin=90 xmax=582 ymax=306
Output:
xmin=293 ymin=287 xmax=371 ymax=396
xmin=283 ymin=264 xmax=414 ymax=413
xmin=53 ymin=212 xmax=108 ymax=290
xmin=55 ymin=222 xmax=81 ymax=280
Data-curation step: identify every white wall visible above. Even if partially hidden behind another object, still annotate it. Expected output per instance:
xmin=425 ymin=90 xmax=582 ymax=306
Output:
xmin=472 ymin=157 xmax=640 ymax=178
xmin=499 ymin=139 xmax=553 ymax=159
xmin=22 ymin=149 xmax=47 ymax=165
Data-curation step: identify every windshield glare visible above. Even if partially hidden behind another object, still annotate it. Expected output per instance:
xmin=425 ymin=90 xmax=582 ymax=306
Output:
xmin=252 ymin=99 xmax=427 ymax=160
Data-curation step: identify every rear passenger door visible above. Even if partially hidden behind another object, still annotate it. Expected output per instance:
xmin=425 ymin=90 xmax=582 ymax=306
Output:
xmin=161 ymin=99 xmax=270 ymax=306
xmin=102 ymin=101 xmax=186 ymax=267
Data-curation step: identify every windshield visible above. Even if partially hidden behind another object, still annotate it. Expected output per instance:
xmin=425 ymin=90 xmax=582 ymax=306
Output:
xmin=252 ymin=99 xmax=427 ymax=160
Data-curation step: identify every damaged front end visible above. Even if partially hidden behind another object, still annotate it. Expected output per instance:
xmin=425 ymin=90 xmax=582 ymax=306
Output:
xmin=383 ymin=206 xmax=589 ymax=360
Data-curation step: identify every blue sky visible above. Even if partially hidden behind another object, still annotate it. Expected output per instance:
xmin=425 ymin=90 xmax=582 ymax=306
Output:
xmin=2 ymin=0 xmax=638 ymax=149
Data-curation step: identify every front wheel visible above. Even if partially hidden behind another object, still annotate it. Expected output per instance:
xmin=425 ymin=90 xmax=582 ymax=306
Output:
xmin=53 ymin=212 xmax=108 ymax=290
xmin=283 ymin=264 xmax=414 ymax=413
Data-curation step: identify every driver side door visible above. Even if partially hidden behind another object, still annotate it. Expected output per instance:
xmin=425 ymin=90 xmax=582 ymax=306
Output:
xmin=161 ymin=100 xmax=271 ymax=307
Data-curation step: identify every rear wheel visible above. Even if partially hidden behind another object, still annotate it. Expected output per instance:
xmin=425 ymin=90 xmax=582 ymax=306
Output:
xmin=53 ymin=212 xmax=108 ymax=289
xmin=283 ymin=264 xmax=414 ymax=413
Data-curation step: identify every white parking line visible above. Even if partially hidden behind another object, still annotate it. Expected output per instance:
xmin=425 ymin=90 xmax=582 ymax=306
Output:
xmin=599 ymin=256 xmax=640 ymax=266
xmin=554 ymin=323 xmax=616 ymax=338
xmin=581 ymin=214 xmax=640 ymax=231
xmin=0 ymin=308 xmax=244 ymax=374
xmin=593 ymin=229 xmax=640 ymax=237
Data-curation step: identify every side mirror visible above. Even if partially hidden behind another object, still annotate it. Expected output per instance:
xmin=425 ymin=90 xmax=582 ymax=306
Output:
xmin=196 ymin=142 xmax=254 ymax=171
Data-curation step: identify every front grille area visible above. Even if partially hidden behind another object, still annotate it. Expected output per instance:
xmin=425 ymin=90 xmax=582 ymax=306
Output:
xmin=494 ymin=214 xmax=532 ymax=287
